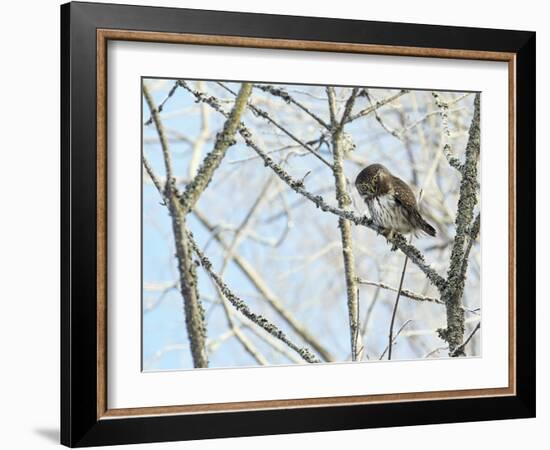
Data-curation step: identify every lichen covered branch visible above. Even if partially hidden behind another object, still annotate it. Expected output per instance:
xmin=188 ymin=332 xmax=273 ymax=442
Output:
xmin=327 ymin=87 xmax=363 ymax=361
xmin=356 ymin=278 xmax=479 ymax=315
xmin=143 ymin=84 xmax=208 ymax=367
xmin=178 ymin=82 xmax=253 ymax=214
xmin=167 ymin=188 xmax=208 ymax=367
xmin=187 ymin=232 xmax=321 ymax=364
xmin=439 ymin=94 xmax=480 ymax=356
xmin=346 ymin=89 xmax=409 ymax=124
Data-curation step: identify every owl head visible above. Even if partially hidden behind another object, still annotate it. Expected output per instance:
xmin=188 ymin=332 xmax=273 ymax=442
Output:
xmin=355 ymin=164 xmax=391 ymax=198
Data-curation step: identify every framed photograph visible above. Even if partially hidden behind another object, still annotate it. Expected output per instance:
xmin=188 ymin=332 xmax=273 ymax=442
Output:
xmin=61 ymin=1 xmax=535 ymax=447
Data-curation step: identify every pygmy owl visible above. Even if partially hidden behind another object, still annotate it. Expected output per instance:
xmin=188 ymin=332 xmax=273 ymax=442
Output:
xmin=355 ymin=164 xmax=436 ymax=238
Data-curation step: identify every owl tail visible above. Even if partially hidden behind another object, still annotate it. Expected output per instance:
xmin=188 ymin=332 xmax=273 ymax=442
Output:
xmin=420 ymin=218 xmax=436 ymax=237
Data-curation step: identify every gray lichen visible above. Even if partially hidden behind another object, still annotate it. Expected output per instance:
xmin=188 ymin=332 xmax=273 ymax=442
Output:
xmin=440 ymin=94 xmax=480 ymax=356
xmin=178 ymin=83 xmax=253 ymax=214
xmin=187 ymin=232 xmax=321 ymax=364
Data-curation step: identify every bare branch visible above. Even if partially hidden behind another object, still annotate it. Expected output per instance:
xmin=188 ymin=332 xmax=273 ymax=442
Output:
xmin=345 ymin=89 xmax=409 ymax=124
xmin=380 ymin=319 xmax=414 ymax=360
xmin=387 ymin=253 xmax=410 ymax=360
xmin=144 ymin=80 xmax=180 ymax=126
xmin=254 ymin=84 xmax=331 ymax=130
xmin=356 ymin=278 xmax=479 ymax=315
xmin=142 ymin=84 xmax=174 ymax=195
xmin=357 ymin=278 xmax=438 ymax=303
xmin=142 ymin=154 xmax=164 ymax=197
xmin=450 ymin=322 xmax=481 ymax=357
xmin=219 ymin=82 xmax=333 ymax=169
xmin=365 ymin=89 xmax=403 ymax=141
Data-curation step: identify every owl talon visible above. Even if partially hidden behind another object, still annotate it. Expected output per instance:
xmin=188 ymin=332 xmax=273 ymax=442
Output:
xmin=380 ymin=229 xmax=398 ymax=251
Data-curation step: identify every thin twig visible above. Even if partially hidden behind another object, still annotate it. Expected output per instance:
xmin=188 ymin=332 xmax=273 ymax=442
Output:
xmin=424 ymin=346 xmax=449 ymax=358
xmin=142 ymin=154 xmax=164 ymax=197
xmin=254 ymin=84 xmax=331 ymax=130
xmin=218 ymin=82 xmax=333 ymax=169
xmin=356 ymin=278 xmax=479 ymax=314
xmin=364 ymin=89 xmax=403 ymax=141
xmin=142 ymin=84 xmax=174 ymax=195
xmin=144 ymin=80 xmax=180 ymax=126
xmin=380 ymin=319 xmax=414 ymax=360
xmin=345 ymin=89 xmax=409 ymax=123
xmin=450 ymin=323 xmax=481 ymax=357
xmin=460 ymin=212 xmax=480 ymax=282
xmin=387 ymin=253 xmax=410 ymax=360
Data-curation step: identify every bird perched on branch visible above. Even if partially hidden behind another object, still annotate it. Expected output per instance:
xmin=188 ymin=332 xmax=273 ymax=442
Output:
xmin=355 ymin=164 xmax=436 ymax=240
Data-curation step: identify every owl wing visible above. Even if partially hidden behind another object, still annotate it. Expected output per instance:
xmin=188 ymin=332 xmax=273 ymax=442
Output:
xmin=391 ymin=176 xmax=418 ymax=214
xmin=392 ymin=175 xmax=437 ymax=236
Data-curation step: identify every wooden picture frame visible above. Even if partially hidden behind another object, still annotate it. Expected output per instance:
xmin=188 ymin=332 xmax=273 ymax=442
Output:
xmin=61 ymin=1 xmax=535 ymax=447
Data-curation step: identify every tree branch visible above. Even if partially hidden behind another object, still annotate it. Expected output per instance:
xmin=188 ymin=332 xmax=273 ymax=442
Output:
xmin=450 ymin=322 xmax=481 ymax=357
xmin=379 ymin=319 xmax=414 ymax=360
xmin=327 ymin=87 xmax=363 ymax=361
xmin=144 ymin=80 xmax=180 ymax=126
xmin=187 ymin=232 xmax=321 ymax=364
xmin=388 ymin=253 xmax=409 ymax=360
xmin=345 ymin=89 xmax=409 ymax=124
xmin=219 ymin=82 xmax=333 ymax=169
xmin=142 ymin=84 xmax=174 ymax=195
xmin=254 ymin=84 xmax=331 ymax=130
xmin=178 ymin=82 xmax=253 ymax=214
xmin=143 ymin=85 xmax=208 ymax=367
xmin=460 ymin=212 xmax=480 ymax=282
xmin=439 ymin=94 xmax=480 ymax=356
xmin=356 ymin=278 xmax=479 ymax=315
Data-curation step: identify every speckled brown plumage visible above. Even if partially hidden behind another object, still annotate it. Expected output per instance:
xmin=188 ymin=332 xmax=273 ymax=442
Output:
xmin=355 ymin=164 xmax=436 ymax=237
